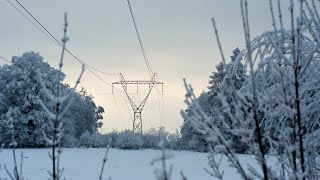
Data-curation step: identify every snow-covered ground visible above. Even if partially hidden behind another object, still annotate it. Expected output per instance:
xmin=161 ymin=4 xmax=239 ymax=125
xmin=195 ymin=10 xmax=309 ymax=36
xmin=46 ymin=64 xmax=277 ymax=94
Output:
xmin=0 ymin=148 xmax=268 ymax=179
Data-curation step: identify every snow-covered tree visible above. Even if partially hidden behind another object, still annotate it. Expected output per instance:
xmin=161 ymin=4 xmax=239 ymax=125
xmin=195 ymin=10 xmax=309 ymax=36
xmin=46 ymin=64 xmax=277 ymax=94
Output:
xmin=207 ymin=48 xmax=248 ymax=153
xmin=182 ymin=0 xmax=320 ymax=179
xmin=180 ymin=92 xmax=209 ymax=152
xmin=180 ymin=48 xmax=247 ymax=153
xmin=0 ymin=51 xmax=63 ymax=147
xmin=208 ymin=62 xmax=227 ymax=97
xmin=68 ymin=88 xmax=104 ymax=139
xmin=0 ymin=52 xmax=104 ymax=148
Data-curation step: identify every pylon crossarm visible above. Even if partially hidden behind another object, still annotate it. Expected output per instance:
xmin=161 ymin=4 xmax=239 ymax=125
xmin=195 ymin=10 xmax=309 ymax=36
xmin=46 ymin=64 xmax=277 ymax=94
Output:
xmin=112 ymin=80 xmax=163 ymax=85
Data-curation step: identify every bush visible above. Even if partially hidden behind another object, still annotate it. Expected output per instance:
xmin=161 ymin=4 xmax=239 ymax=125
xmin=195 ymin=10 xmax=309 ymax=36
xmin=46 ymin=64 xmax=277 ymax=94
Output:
xmin=115 ymin=130 xmax=143 ymax=149
xmin=76 ymin=128 xmax=185 ymax=151
xmin=78 ymin=131 xmax=109 ymax=148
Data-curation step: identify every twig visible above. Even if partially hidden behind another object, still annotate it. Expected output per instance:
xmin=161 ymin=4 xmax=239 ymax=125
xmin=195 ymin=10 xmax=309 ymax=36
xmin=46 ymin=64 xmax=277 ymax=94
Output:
xmin=99 ymin=140 xmax=111 ymax=180
xmin=211 ymin=18 xmax=226 ymax=64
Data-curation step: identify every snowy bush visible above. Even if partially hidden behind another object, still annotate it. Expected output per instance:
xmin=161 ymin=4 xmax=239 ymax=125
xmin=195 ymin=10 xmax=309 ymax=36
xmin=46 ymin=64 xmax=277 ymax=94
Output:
xmin=78 ymin=131 xmax=109 ymax=148
xmin=142 ymin=128 xmax=170 ymax=149
xmin=166 ymin=130 xmax=181 ymax=150
xmin=61 ymin=134 xmax=78 ymax=148
xmin=141 ymin=129 xmax=162 ymax=149
xmin=115 ymin=130 xmax=144 ymax=149
xmin=76 ymin=128 xmax=184 ymax=151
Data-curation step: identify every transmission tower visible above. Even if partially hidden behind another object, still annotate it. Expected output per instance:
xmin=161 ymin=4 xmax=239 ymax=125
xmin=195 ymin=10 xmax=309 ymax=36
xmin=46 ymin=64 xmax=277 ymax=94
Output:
xmin=112 ymin=73 xmax=163 ymax=133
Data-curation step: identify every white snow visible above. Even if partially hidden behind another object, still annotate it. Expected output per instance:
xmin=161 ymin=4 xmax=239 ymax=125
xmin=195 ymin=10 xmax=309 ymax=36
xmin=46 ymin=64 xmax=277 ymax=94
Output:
xmin=0 ymin=148 xmax=268 ymax=180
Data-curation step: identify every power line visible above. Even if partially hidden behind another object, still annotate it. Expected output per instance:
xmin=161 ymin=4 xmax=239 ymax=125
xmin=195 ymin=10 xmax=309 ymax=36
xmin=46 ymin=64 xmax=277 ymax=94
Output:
xmin=0 ymin=56 xmax=11 ymax=63
xmin=3 ymin=2 xmax=123 ymax=92
xmin=10 ymin=0 xmax=164 ymax=131
xmin=13 ymin=0 xmax=61 ymax=45
xmin=9 ymin=0 xmax=118 ymax=76
xmin=7 ymin=0 xmax=123 ymax=92
xmin=6 ymin=0 xmax=61 ymax=47
xmin=126 ymin=0 xmax=153 ymax=77
xmin=85 ymin=66 xmax=123 ymax=92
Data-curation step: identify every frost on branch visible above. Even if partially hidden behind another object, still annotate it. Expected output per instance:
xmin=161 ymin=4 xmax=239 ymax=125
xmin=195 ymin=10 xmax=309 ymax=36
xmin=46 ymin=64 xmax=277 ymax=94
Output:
xmin=37 ymin=12 xmax=85 ymax=180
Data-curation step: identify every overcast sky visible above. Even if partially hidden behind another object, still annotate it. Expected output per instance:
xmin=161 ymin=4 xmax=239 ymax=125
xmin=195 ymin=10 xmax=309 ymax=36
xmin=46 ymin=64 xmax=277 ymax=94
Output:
xmin=0 ymin=0 xmax=294 ymax=133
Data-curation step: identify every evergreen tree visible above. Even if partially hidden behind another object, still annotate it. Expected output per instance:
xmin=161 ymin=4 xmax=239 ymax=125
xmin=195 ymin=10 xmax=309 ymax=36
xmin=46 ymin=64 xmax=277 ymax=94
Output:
xmin=208 ymin=62 xmax=226 ymax=96
xmin=180 ymin=48 xmax=247 ymax=152
xmin=180 ymin=92 xmax=209 ymax=152
xmin=207 ymin=48 xmax=248 ymax=153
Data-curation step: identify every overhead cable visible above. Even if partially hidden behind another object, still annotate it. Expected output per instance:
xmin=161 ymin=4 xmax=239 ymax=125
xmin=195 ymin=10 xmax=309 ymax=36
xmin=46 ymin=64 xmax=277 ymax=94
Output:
xmin=0 ymin=56 xmax=11 ymax=63
xmin=9 ymin=0 xmax=118 ymax=77
xmin=126 ymin=0 xmax=153 ymax=77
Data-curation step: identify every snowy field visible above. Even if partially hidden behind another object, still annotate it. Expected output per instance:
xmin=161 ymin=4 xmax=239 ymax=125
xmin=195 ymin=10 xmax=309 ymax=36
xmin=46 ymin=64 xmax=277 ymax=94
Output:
xmin=0 ymin=148 xmax=271 ymax=179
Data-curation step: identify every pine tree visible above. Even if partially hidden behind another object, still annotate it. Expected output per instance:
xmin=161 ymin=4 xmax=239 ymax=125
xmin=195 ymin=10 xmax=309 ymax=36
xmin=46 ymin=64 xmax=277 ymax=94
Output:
xmin=208 ymin=62 xmax=226 ymax=96
xmin=207 ymin=48 xmax=248 ymax=153
xmin=180 ymin=48 xmax=246 ymax=152
xmin=180 ymin=92 xmax=209 ymax=152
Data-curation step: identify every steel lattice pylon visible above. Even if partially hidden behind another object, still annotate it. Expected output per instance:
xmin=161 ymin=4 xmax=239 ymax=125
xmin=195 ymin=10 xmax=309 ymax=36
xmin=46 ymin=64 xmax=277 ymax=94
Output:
xmin=112 ymin=73 xmax=163 ymax=133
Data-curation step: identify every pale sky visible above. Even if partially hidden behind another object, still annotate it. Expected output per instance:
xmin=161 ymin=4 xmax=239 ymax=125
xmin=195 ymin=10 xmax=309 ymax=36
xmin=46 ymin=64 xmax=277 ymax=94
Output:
xmin=0 ymin=0 xmax=293 ymax=133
